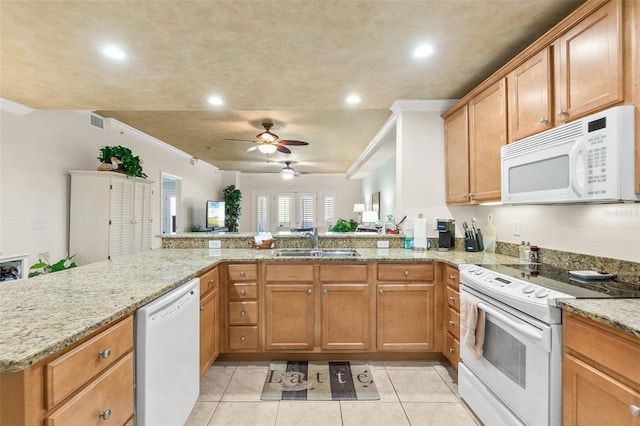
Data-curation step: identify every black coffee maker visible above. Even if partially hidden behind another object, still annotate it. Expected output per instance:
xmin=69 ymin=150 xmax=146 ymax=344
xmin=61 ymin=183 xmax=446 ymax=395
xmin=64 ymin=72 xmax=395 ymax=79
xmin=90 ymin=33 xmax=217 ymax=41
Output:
xmin=437 ymin=219 xmax=455 ymax=251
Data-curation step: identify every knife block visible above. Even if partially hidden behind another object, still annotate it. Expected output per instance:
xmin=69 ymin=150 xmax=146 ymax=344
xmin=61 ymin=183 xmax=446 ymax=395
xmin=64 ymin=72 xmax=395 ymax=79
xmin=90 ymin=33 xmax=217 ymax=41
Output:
xmin=465 ymin=229 xmax=484 ymax=252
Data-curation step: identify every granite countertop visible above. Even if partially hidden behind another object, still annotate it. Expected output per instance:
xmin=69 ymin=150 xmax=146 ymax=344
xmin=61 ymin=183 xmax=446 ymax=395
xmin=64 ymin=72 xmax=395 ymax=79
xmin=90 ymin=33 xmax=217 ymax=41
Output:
xmin=1 ymin=247 xmax=636 ymax=373
xmin=557 ymin=299 xmax=640 ymax=339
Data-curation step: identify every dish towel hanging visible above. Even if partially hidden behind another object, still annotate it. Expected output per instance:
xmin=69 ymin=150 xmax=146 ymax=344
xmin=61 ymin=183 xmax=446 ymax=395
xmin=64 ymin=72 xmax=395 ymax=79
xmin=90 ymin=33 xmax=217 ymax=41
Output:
xmin=460 ymin=292 xmax=486 ymax=359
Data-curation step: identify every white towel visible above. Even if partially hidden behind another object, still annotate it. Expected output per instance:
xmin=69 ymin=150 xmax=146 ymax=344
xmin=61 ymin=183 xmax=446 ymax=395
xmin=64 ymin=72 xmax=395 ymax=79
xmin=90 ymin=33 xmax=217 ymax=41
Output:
xmin=460 ymin=293 xmax=486 ymax=360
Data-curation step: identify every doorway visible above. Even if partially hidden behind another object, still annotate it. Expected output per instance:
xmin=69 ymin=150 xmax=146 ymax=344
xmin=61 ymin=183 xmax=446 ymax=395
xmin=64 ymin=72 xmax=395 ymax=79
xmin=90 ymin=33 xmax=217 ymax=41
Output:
xmin=161 ymin=173 xmax=183 ymax=234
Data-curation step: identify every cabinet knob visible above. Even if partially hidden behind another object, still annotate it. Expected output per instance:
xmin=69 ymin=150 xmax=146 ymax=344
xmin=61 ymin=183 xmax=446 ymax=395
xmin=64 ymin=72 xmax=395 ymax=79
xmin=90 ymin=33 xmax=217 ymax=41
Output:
xmin=240 ymin=336 xmax=246 ymax=341
xmin=538 ymin=117 xmax=548 ymax=124
xmin=99 ymin=349 xmax=111 ymax=359
xmin=379 ymin=288 xmax=384 ymax=294
xmin=240 ymin=271 xmax=246 ymax=277
xmin=557 ymin=109 xmax=568 ymax=116
xmin=240 ymin=311 xmax=246 ymax=317
xmin=449 ymin=320 xmax=456 ymax=326
xmin=630 ymin=405 xmax=640 ymax=417
xmin=403 ymin=270 xmax=409 ymax=277
xmin=208 ymin=279 xmax=213 ymax=285
xmin=449 ymin=296 xmax=456 ymax=302
xmin=200 ymin=306 xmax=205 ymax=311
xmin=308 ymin=288 xmax=312 ymax=294
xmin=448 ymin=347 xmax=455 ymax=353
xmin=99 ymin=409 xmax=111 ymax=420
xmin=240 ymin=289 xmax=246 ymax=295
xmin=449 ymin=274 xmax=456 ymax=280
xmin=323 ymin=288 xmax=328 ymax=294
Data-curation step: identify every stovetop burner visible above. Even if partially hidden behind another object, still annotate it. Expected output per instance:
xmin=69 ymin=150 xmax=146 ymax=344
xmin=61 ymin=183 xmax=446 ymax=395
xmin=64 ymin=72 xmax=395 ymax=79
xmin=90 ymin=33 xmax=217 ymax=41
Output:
xmin=482 ymin=263 xmax=640 ymax=298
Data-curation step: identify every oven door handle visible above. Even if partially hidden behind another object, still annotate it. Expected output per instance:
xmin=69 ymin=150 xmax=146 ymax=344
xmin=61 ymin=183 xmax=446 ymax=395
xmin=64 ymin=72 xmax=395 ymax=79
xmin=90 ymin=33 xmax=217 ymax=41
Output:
xmin=478 ymin=302 xmax=544 ymax=341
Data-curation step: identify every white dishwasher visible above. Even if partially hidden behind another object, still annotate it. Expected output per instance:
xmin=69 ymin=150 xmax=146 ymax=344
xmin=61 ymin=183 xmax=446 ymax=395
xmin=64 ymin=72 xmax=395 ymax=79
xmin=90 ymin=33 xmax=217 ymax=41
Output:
xmin=135 ymin=278 xmax=200 ymax=426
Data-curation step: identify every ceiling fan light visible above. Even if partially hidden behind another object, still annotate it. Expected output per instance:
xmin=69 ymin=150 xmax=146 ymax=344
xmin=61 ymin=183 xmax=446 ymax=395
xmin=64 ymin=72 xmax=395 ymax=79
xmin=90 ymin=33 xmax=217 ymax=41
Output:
xmin=281 ymin=172 xmax=294 ymax=180
xmin=257 ymin=130 xmax=278 ymax=143
xmin=258 ymin=143 xmax=278 ymax=154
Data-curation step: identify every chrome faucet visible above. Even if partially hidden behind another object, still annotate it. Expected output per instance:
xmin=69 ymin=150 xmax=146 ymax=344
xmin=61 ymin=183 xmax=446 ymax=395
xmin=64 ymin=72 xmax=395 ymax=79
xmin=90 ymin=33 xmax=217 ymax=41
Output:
xmin=302 ymin=228 xmax=319 ymax=249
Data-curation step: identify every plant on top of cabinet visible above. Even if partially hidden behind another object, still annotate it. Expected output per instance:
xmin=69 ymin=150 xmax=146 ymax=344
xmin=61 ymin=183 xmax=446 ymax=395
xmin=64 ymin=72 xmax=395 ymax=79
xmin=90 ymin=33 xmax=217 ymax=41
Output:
xmin=97 ymin=145 xmax=147 ymax=178
xmin=29 ymin=252 xmax=77 ymax=277
xmin=222 ymin=185 xmax=242 ymax=232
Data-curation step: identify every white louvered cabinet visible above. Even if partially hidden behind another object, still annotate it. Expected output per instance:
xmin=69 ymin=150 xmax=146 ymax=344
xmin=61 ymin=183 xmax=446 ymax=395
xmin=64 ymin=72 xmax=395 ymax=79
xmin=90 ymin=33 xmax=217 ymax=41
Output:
xmin=69 ymin=170 xmax=153 ymax=266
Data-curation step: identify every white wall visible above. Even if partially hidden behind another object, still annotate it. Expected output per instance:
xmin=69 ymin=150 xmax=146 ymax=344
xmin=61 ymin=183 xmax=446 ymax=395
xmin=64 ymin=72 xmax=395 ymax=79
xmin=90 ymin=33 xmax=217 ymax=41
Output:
xmin=361 ymin=156 xmax=395 ymax=222
xmin=0 ymin=102 xmax=222 ymax=266
xmin=234 ymin=172 xmax=362 ymax=232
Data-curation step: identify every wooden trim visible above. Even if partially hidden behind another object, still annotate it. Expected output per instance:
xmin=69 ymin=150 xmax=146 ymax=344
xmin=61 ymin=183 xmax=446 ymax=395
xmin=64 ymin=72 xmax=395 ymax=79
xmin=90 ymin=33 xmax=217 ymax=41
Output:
xmin=216 ymin=351 xmax=446 ymax=363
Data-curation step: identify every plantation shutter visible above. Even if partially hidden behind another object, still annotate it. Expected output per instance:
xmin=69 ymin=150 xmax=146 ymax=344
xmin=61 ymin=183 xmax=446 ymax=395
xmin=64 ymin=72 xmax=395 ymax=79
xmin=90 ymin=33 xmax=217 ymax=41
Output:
xmin=256 ymin=195 xmax=269 ymax=232
xmin=322 ymin=194 xmax=336 ymax=228
xmin=276 ymin=193 xmax=294 ymax=229
xmin=298 ymin=194 xmax=315 ymax=229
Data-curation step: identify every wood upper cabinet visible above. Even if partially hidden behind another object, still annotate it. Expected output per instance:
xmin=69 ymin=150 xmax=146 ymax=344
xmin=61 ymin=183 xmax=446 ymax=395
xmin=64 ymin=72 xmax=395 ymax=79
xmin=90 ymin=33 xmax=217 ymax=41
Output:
xmin=554 ymin=0 xmax=622 ymax=123
xmin=444 ymin=105 xmax=470 ymax=204
xmin=263 ymin=264 xmax=315 ymax=351
xmin=376 ymin=263 xmax=435 ymax=351
xmin=199 ymin=266 xmax=219 ymax=379
xmin=562 ymin=311 xmax=640 ymax=425
xmin=469 ymin=78 xmax=507 ymax=203
xmin=507 ymin=47 xmax=553 ymax=141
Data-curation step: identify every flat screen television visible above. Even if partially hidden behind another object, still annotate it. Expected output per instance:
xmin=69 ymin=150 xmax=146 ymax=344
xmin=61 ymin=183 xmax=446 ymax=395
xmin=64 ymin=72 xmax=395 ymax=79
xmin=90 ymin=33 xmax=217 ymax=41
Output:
xmin=206 ymin=200 xmax=225 ymax=229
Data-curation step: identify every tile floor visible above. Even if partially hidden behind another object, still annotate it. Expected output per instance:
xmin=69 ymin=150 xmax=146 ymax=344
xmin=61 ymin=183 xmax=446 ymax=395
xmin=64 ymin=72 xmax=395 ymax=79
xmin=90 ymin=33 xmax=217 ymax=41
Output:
xmin=185 ymin=361 xmax=481 ymax=426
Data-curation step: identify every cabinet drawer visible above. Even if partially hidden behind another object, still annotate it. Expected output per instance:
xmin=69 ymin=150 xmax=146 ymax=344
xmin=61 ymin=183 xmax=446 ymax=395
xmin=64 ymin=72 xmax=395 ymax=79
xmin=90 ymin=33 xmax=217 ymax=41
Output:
xmin=565 ymin=314 xmax=640 ymax=386
xmin=446 ymin=307 xmax=460 ymax=339
xmin=445 ymin=333 xmax=460 ymax=367
xmin=444 ymin=265 xmax=459 ymax=290
xmin=229 ymin=283 xmax=257 ymax=300
xmin=228 ymin=326 xmax=259 ymax=351
xmin=228 ymin=301 xmax=258 ymax=325
xmin=378 ymin=263 xmax=434 ymax=282
xmin=446 ymin=286 xmax=460 ymax=311
xmin=45 ymin=352 xmax=134 ymax=426
xmin=200 ymin=267 xmax=219 ymax=296
xmin=45 ymin=316 xmax=133 ymax=409
xmin=228 ymin=264 xmax=258 ymax=281
xmin=320 ymin=264 xmax=368 ymax=282
xmin=265 ymin=264 xmax=314 ymax=282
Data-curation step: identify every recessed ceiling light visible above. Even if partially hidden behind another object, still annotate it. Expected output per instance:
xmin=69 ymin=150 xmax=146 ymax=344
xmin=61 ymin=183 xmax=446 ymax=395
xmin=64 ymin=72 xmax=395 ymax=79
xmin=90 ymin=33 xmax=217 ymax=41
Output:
xmin=207 ymin=96 xmax=224 ymax=106
xmin=100 ymin=45 xmax=126 ymax=60
xmin=413 ymin=44 xmax=434 ymax=58
xmin=346 ymin=95 xmax=361 ymax=105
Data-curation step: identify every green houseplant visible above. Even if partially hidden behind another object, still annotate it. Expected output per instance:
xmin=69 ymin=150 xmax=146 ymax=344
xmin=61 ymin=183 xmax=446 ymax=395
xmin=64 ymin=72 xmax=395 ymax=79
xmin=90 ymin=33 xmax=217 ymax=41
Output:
xmin=222 ymin=185 xmax=242 ymax=232
xmin=29 ymin=252 xmax=77 ymax=277
xmin=97 ymin=145 xmax=147 ymax=178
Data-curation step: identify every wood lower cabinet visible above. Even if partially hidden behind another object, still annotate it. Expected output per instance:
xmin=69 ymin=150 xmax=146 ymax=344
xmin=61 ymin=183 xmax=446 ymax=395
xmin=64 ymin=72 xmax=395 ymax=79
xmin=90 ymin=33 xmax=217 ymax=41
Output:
xmin=199 ymin=266 xmax=219 ymax=379
xmin=376 ymin=263 xmax=435 ymax=351
xmin=442 ymin=265 xmax=461 ymax=370
xmin=225 ymin=263 xmax=259 ymax=352
xmin=562 ymin=311 xmax=640 ymax=425
xmin=554 ymin=0 xmax=622 ymax=124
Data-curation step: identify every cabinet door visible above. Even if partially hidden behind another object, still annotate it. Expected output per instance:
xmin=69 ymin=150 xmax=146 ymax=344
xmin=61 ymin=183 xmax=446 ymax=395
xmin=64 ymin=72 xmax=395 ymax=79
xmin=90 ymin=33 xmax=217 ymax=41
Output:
xmin=554 ymin=0 xmax=622 ymax=123
xmin=109 ymin=178 xmax=134 ymax=258
xmin=321 ymin=284 xmax=370 ymax=351
xmin=469 ymin=78 xmax=507 ymax=203
xmin=562 ymin=354 xmax=640 ymax=426
xmin=133 ymin=181 xmax=153 ymax=252
xmin=507 ymin=47 xmax=553 ymax=141
xmin=444 ymin=105 xmax=471 ymax=204
xmin=264 ymin=284 xmax=314 ymax=350
xmin=199 ymin=285 xmax=218 ymax=379
xmin=376 ymin=283 xmax=434 ymax=351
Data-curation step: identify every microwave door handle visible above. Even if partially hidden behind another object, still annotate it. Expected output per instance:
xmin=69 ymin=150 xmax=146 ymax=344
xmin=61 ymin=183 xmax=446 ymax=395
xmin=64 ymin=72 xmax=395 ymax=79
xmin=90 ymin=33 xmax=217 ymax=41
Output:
xmin=569 ymin=139 xmax=587 ymax=197
xmin=477 ymin=302 xmax=544 ymax=341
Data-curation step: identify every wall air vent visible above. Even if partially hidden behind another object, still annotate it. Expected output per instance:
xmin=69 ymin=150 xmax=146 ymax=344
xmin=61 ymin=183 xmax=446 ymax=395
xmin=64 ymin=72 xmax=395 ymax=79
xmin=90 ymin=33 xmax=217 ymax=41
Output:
xmin=90 ymin=113 xmax=105 ymax=129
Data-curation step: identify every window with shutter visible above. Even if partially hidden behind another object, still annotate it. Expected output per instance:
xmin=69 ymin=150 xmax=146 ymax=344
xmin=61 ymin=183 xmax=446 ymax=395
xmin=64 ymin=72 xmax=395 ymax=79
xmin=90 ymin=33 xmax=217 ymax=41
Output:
xmin=298 ymin=194 xmax=315 ymax=229
xmin=276 ymin=193 xmax=294 ymax=228
xmin=256 ymin=195 xmax=269 ymax=232
xmin=322 ymin=195 xmax=336 ymax=228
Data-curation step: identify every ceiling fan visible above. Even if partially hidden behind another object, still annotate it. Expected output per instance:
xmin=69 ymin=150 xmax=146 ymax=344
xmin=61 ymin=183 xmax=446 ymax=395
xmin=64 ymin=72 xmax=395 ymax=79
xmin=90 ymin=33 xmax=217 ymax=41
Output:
xmin=225 ymin=121 xmax=310 ymax=155
xmin=279 ymin=161 xmax=309 ymax=180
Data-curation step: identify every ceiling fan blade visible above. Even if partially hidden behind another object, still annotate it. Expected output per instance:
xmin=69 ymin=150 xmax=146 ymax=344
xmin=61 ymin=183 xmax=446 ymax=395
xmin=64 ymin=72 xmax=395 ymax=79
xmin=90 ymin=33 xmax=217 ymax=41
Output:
xmin=245 ymin=146 xmax=259 ymax=152
xmin=225 ymin=138 xmax=256 ymax=142
xmin=278 ymin=140 xmax=309 ymax=146
xmin=276 ymin=145 xmax=292 ymax=154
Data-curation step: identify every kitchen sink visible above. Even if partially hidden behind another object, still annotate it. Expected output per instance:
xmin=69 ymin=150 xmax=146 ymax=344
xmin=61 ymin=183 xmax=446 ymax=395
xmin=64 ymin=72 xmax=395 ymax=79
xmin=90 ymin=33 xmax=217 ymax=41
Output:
xmin=273 ymin=249 xmax=360 ymax=258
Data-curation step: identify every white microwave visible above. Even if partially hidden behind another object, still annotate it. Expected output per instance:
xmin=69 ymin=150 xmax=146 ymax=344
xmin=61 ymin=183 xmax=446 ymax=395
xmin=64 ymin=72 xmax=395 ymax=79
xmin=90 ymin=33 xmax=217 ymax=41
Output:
xmin=501 ymin=106 xmax=638 ymax=204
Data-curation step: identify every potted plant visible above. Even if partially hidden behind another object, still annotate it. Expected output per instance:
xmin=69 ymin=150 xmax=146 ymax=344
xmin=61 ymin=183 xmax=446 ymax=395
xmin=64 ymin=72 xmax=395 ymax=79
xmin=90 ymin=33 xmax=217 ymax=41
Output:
xmin=97 ymin=145 xmax=148 ymax=178
xmin=222 ymin=185 xmax=242 ymax=232
xmin=29 ymin=252 xmax=77 ymax=277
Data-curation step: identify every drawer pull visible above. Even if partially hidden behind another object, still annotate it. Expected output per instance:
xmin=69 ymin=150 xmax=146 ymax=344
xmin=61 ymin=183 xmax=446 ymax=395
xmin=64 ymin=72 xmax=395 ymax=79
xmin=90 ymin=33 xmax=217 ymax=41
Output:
xmin=449 ymin=320 xmax=456 ymax=326
xmin=323 ymin=288 xmax=328 ymax=294
xmin=403 ymin=270 xmax=410 ymax=277
xmin=240 ymin=289 xmax=246 ymax=295
xmin=449 ymin=296 xmax=456 ymax=302
xmin=240 ymin=271 xmax=246 ymax=277
xmin=200 ymin=306 xmax=205 ymax=311
xmin=630 ymin=405 xmax=640 ymax=417
xmin=448 ymin=347 xmax=455 ymax=353
xmin=308 ymin=288 xmax=312 ymax=294
xmin=449 ymin=274 xmax=456 ymax=280
xmin=99 ymin=409 xmax=111 ymax=420
xmin=208 ymin=279 xmax=213 ymax=285
xmin=99 ymin=349 xmax=111 ymax=359
xmin=379 ymin=288 xmax=384 ymax=294
xmin=240 ymin=336 xmax=246 ymax=341
xmin=240 ymin=311 xmax=246 ymax=317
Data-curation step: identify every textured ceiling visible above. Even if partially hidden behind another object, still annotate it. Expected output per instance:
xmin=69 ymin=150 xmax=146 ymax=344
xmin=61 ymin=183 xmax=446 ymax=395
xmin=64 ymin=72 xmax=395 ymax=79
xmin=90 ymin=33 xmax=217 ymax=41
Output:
xmin=0 ymin=0 xmax=584 ymax=174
